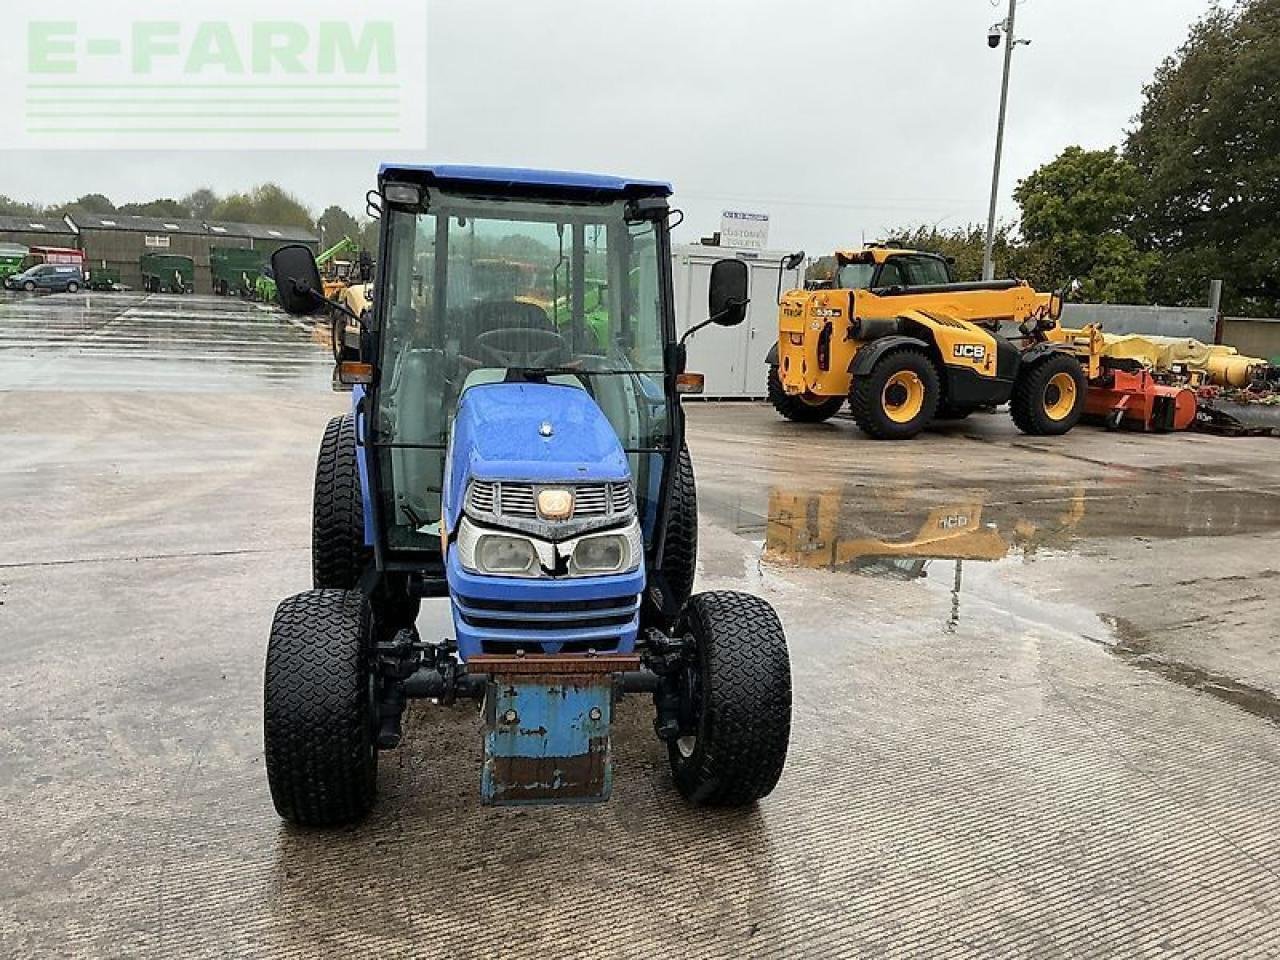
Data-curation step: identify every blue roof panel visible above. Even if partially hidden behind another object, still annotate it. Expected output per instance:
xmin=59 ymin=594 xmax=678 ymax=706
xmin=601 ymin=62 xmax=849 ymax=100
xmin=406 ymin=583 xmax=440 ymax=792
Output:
xmin=378 ymin=164 xmax=672 ymax=198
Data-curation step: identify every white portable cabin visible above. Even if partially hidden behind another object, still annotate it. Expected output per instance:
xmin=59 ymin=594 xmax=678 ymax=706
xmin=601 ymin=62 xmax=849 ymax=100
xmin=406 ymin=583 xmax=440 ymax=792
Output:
xmin=671 ymin=244 xmax=804 ymax=399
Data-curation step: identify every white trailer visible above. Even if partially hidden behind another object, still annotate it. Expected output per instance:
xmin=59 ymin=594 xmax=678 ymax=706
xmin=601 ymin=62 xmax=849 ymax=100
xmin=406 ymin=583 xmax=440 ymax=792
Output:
xmin=672 ymin=244 xmax=803 ymax=399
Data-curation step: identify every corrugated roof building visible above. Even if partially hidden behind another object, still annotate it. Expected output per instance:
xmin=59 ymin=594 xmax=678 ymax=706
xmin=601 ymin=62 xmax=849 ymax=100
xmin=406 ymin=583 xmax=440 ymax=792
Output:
xmin=0 ymin=215 xmax=78 ymax=250
xmin=0 ymin=212 xmax=320 ymax=294
xmin=71 ymin=215 xmax=211 ymax=292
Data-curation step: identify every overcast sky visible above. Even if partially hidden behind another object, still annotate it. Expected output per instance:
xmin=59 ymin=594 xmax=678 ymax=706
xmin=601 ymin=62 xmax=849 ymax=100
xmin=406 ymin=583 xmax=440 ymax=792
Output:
xmin=4 ymin=0 xmax=1217 ymax=254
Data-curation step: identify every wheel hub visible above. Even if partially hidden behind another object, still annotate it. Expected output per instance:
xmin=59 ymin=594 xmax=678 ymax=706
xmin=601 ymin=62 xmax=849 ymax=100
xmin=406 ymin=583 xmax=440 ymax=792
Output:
xmin=1044 ymin=372 xmax=1078 ymax=421
xmin=882 ymin=370 xmax=926 ymax=424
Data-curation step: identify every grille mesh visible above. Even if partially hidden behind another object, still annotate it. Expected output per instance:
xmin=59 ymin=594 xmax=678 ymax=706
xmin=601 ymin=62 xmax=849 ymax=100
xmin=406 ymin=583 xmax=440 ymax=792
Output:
xmin=467 ymin=481 xmax=635 ymax=520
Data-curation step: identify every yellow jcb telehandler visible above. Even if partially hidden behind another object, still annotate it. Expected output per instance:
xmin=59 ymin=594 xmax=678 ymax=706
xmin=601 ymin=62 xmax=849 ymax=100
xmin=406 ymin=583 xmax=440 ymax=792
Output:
xmin=767 ymin=246 xmax=1090 ymax=440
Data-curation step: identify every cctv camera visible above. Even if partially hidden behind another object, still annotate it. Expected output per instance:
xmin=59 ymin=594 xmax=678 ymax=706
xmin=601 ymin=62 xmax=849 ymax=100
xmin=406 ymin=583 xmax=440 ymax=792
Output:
xmin=988 ymin=29 xmax=1002 ymax=48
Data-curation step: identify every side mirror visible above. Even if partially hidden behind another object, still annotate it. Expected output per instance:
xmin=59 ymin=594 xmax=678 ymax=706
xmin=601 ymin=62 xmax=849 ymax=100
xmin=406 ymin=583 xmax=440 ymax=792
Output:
xmin=271 ymin=244 xmax=324 ymax=316
xmin=708 ymin=258 xmax=749 ymax=327
xmin=781 ymin=251 xmax=806 ymax=271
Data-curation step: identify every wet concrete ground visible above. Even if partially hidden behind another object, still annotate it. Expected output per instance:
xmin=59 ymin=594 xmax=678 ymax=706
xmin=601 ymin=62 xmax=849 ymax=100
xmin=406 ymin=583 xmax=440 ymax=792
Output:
xmin=2 ymin=291 xmax=1279 ymax=958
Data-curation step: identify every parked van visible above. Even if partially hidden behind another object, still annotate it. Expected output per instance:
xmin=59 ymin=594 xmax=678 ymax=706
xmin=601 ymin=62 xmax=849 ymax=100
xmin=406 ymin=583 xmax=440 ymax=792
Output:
xmin=4 ymin=263 xmax=85 ymax=293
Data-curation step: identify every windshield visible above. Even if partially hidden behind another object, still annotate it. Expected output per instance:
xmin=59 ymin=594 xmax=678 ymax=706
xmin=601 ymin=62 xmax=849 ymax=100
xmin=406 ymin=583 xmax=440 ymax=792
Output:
xmin=836 ymin=262 xmax=876 ymax=290
xmin=373 ymin=193 xmax=671 ymax=553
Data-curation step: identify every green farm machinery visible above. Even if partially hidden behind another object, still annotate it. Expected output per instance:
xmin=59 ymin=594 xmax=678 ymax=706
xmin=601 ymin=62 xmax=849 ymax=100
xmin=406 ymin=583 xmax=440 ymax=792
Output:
xmin=140 ymin=253 xmax=195 ymax=294
xmin=211 ymin=246 xmax=266 ymax=297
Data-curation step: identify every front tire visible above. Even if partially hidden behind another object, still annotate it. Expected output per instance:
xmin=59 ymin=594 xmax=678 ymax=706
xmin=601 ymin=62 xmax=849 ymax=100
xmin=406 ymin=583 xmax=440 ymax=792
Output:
xmin=66 ymin=281 xmax=80 ymax=293
xmin=668 ymin=592 xmax=792 ymax=806
xmin=849 ymin=347 xmax=940 ymax=440
xmin=23 ymin=281 xmax=35 ymax=292
xmin=313 ymin=413 xmax=372 ymax=590
xmin=659 ymin=444 xmax=698 ymax=610
xmin=264 ymin=589 xmax=377 ymax=827
xmin=1011 ymin=353 xmax=1087 ymax=436
xmin=768 ymin=365 xmax=845 ymax=423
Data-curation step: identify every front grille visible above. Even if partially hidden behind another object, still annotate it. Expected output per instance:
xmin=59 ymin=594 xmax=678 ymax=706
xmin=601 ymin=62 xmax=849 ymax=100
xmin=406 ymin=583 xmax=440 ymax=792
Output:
xmin=499 ymin=484 xmax=537 ymax=518
xmin=468 ymin=480 xmax=496 ymax=514
xmin=611 ymin=484 xmax=633 ymax=513
xmin=575 ymin=485 xmax=609 ymax=516
xmin=467 ymin=480 xmax=635 ymax=521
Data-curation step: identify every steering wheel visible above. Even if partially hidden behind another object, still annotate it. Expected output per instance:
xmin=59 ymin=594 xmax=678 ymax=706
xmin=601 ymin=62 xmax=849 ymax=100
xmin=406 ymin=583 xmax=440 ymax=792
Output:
xmin=474 ymin=327 xmax=569 ymax=368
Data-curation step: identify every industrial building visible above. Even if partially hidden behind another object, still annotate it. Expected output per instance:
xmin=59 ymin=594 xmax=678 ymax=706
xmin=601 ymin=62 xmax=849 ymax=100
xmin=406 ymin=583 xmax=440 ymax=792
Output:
xmin=0 ymin=214 xmax=318 ymax=294
xmin=0 ymin=214 xmax=79 ymax=251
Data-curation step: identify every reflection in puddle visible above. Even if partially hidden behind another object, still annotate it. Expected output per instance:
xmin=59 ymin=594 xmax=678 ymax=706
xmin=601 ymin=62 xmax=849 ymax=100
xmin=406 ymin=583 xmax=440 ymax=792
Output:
xmin=762 ymin=487 xmax=1087 ymax=579
xmin=751 ymin=483 xmax=1280 ymax=725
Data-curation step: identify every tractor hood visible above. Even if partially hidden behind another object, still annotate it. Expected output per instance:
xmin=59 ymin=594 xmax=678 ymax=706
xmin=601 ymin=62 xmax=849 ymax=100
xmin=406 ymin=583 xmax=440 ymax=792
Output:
xmin=444 ymin=381 xmax=630 ymax=531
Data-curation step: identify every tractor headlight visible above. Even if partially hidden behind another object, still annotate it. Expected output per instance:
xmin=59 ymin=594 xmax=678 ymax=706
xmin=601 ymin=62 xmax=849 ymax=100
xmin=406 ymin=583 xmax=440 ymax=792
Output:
xmin=567 ymin=521 xmax=643 ymax=577
xmin=457 ymin=519 xmax=544 ymax=578
xmin=476 ymin=535 xmax=539 ymax=576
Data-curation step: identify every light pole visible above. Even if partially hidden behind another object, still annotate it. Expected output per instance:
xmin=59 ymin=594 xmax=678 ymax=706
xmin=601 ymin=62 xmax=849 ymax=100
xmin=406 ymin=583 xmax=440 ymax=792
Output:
xmin=982 ymin=0 xmax=1031 ymax=281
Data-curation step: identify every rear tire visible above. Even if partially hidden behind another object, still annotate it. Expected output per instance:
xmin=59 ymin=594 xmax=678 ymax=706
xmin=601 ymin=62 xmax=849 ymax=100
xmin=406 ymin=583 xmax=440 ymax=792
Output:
xmin=1011 ymin=353 xmax=1087 ymax=436
xmin=849 ymin=348 xmax=940 ymax=440
xmin=264 ymin=589 xmax=377 ymax=827
xmin=668 ymin=592 xmax=792 ymax=806
xmin=659 ymin=444 xmax=698 ymax=610
xmin=768 ymin=366 xmax=844 ymax=423
xmin=313 ymin=413 xmax=372 ymax=590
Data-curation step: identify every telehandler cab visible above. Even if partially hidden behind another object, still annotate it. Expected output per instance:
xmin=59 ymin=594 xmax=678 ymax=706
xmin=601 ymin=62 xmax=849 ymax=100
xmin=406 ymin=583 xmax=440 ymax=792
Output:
xmin=767 ymin=246 xmax=1088 ymax=440
xmin=264 ymin=165 xmax=792 ymax=825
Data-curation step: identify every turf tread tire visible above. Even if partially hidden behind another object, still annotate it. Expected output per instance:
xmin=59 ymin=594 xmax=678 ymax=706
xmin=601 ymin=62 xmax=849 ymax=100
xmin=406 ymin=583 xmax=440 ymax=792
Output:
xmin=264 ymin=589 xmax=377 ymax=827
xmin=848 ymin=347 xmax=941 ymax=441
xmin=669 ymin=591 xmax=792 ymax=806
xmin=768 ymin=366 xmax=845 ymax=423
xmin=1010 ymin=353 xmax=1087 ymax=437
xmin=659 ymin=445 xmax=699 ymax=610
xmin=313 ymin=414 xmax=371 ymax=590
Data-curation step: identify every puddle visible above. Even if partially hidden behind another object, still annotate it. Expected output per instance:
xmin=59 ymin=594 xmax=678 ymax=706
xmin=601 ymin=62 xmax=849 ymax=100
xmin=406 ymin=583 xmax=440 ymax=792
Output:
xmin=706 ymin=482 xmax=1280 ymax=727
xmin=716 ymin=483 xmax=1280 ymax=577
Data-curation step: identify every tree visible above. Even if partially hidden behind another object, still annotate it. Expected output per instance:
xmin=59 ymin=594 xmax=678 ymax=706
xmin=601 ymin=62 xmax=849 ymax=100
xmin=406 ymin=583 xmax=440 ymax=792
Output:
xmin=0 ymin=196 xmax=43 ymax=217
xmin=1013 ymin=146 xmax=1154 ymax=303
xmin=118 ymin=198 xmax=190 ymax=219
xmin=317 ymin=205 xmax=360 ymax=249
xmin=182 ymin=188 xmax=219 ymax=220
xmin=63 ymin=193 xmax=116 ymax=215
xmin=212 ymin=183 xmax=313 ymax=229
xmin=1126 ymin=0 xmax=1280 ymax=315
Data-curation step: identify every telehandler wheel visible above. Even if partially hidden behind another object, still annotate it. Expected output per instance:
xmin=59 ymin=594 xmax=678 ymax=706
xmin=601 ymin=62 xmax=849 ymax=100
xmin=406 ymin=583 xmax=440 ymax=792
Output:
xmin=849 ymin=348 xmax=940 ymax=440
xmin=668 ymin=592 xmax=792 ymax=806
xmin=659 ymin=444 xmax=698 ymax=609
xmin=1011 ymin=353 xmax=1087 ymax=437
xmin=313 ymin=414 xmax=372 ymax=590
xmin=264 ymin=589 xmax=378 ymax=827
xmin=767 ymin=366 xmax=845 ymax=423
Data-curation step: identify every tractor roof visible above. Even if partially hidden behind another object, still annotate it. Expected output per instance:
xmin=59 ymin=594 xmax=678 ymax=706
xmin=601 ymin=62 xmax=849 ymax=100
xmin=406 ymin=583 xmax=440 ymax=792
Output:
xmin=379 ymin=164 xmax=673 ymax=201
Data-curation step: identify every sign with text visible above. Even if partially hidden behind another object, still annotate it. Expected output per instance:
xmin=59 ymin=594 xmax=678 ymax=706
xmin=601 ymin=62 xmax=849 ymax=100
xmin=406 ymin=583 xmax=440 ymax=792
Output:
xmin=720 ymin=210 xmax=770 ymax=251
xmin=0 ymin=0 xmax=427 ymax=149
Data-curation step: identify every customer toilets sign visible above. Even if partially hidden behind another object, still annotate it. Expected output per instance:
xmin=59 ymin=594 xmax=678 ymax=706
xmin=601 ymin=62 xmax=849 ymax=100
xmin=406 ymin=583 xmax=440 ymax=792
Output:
xmin=720 ymin=211 xmax=770 ymax=251
xmin=2 ymin=0 xmax=426 ymax=149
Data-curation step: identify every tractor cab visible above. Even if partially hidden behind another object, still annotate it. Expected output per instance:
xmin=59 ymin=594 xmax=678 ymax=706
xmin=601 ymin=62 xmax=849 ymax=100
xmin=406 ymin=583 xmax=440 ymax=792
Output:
xmin=264 ymin=165 xmax=793 ymax=822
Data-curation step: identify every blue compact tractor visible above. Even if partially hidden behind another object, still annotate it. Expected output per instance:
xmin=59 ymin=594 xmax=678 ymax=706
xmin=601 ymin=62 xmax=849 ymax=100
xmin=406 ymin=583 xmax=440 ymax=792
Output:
xmin=264 ymin=165 xmax=792 ymax=824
